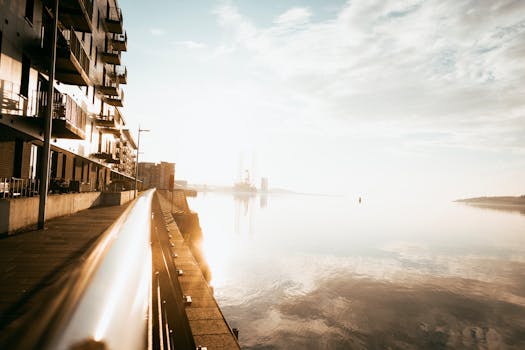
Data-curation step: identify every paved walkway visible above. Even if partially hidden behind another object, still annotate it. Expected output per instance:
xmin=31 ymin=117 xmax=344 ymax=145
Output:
xmin=0 ymin=203 xmax=130 ymax=335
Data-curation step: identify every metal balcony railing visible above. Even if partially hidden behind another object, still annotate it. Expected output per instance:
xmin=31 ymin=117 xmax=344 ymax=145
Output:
xmin=1 ymin=79 xmax=87 ymax=134
xmin=107 ymin=66 xmax=127 ymax=84
xmin=3 ymin=190 xmax=154 ymax=350
xmin=33 ymin=90 xmax=87 ymax=133
xmin=111 ymin=32 xmax=127 ymax=51
xmin=0 ymin=178 xmax=40 ymax=199
xmin=58 ymin=28 xmax=91 ymax=78
xmin=103 ymin=88 xmax=124 ymax=107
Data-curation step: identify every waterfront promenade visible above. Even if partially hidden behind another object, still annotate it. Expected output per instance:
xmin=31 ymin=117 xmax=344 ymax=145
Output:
xmin=0 ymin=203 xmax=130 ymax=337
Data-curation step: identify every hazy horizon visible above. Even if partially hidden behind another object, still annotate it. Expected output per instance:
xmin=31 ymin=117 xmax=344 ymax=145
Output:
xmin=119 ymin=0 xmax=525 ymax=200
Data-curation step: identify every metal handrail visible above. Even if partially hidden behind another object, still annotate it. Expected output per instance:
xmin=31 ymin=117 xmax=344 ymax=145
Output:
xmin=5 ymin=189 xmax=155 ymax=350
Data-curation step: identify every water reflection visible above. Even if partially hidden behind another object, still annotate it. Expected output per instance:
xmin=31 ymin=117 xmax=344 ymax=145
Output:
xmin=188 ymin=194 xmax=525 ymax=349
xmin=231 ymin=270 xmax=525 ymax=349
xmin=233 ymin=193 xmax=268 ymax=235
xmin=461 ymin=202 xmax=525 ymax=217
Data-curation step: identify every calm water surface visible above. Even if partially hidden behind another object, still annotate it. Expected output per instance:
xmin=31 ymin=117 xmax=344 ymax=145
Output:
xmin=187 ymin=193 xmax=525 ymax=349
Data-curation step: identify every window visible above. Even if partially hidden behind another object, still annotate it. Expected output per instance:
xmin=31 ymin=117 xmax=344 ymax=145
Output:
xmin=40 ymin=25 xmax=45 ymax=48
xmin=13 ymin=139 xmax=23 ymax=178
xmin=29 ymin=144 xmax=39 ymax=179
xmin=98 ymin=131 xmax=102 ymax=152
xmin=25 ymin=0 xmax=34 ymax=24
xmin=72 ymin=158 xmax=77 ymax=179
xmin=20 ymin=55 xmax=30 ymax=98
xmin=51 ymin=151 xmax=58 ymax=179
xmin=61 ymin=154 xmax=67 ymax=179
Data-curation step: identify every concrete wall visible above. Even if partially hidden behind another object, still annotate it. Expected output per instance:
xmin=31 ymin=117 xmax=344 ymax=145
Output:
xmin=102 ymin=190 xmax=135 ymax=206
xmin=0 ymin=190 xmax=136 ymax=235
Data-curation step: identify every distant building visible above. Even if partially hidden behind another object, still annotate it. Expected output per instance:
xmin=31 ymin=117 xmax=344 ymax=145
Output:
xmin=175 ymin=180 xmax=188 ymax=188
xmin=261 ymin=177 xmax=269 ymax=192
xmin=138 ymin=161 xmax=175 ymax=190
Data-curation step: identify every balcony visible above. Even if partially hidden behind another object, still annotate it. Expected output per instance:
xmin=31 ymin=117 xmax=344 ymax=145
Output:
xmin=99 ymin=127 xmax=120 ymax=136
xmin=55 ymin=28 xmax=91 ymax=86
xmin=107 ymin=66 xmax=127 ymax=85
xmin=34 ymin=90 xmax=87 ymax=139
xmin=100 ymin=50 xmax=121 ymax=65
xmin=122 ymin=129 xmax=137 ymax=149
xmin=0 ymin=80 xmax=29 ymax=117
xmin=0 ymin=80 xmax=86 ymax=140
xmin=94 ymin=115 xmax=117 ymax=128
xmin=58 ymin=0 xmax=94 ymax=33
xmin=96 ymin=82 xmax=119 ymax=97
xmin=104 ymin=7 xmax=124 ymax=34
xmin=102 ymin=89 xmax=124 ymax=107
xmin=111 ymin=32 xmax=127 ymax=52
xmin=91 ymin=151 xmax=118 ymax=163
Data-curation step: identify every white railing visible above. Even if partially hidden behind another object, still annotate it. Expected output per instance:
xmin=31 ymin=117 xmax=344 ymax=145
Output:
xmin=4 ymin=190 xmax=155 ymax=350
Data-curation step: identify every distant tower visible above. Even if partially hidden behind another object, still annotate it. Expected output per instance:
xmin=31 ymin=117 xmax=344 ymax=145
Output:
xmin=261 ymin=177 xmax=269 ymax=192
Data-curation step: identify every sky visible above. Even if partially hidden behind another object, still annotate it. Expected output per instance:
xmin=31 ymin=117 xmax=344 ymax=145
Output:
xmin=118 ymin=0 xmax=525 ymax=200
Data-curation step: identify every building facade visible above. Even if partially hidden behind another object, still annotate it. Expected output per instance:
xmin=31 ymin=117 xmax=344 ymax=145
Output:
xmin=0 ymin=0 xmax=136 ymax=195
xmin=138 ymin=161 xmax=175 ymax=190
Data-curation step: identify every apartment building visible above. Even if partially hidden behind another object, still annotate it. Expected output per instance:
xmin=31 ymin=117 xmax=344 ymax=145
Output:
xmin=138 ymin=162 xmax=175 ymax=190
xmin=0 ymin=0 xmax=136 ymax=195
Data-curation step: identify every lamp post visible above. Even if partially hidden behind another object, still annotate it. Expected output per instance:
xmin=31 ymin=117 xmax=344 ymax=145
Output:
xmin=38 ymin=0 xmax=59 ymax=229
xmin=134 ymin=126 xmax=150 ymax=198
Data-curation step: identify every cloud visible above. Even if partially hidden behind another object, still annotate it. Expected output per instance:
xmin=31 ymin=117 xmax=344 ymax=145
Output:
xmin=213 ymin=0 xmax=525 ymax=152
xmin=274 ymin=7 xmax=312 ymax=26
xmin=149 ymin=28 xmax=166 ymax=36
xmin=173 ymin=40 xmax=207 ymax=49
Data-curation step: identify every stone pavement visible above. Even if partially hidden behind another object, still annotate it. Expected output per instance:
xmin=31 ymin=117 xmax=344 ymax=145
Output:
xmin=0 ymin=202 xmax=130 ymax=335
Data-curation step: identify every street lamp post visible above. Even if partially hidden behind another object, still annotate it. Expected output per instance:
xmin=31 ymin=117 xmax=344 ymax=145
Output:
xmin=38 ymin=0 xmax=59 ymax=229
xmin=134 ymin=126 xmax=150 ymax=198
